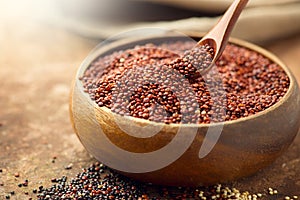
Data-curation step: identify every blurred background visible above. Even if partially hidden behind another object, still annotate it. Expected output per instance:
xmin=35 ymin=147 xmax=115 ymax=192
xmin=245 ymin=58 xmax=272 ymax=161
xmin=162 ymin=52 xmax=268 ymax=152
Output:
xmin=1 ymin=0 xmax=299 ymax=42
xmin=0 ymin=0 xmax=300 ymax=199
xmin=56 ymin=0 xmax=300 ymax=43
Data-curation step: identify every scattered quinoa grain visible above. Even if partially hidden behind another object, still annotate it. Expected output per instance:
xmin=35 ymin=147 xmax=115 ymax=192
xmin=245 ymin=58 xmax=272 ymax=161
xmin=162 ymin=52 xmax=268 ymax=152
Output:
xmin=257 ymin=193 xmax=262 ymax=197
xmin=31 ymin=162 xmax=298 ymax=200
xmin=64 ymin=163 xmax=73 ymax=170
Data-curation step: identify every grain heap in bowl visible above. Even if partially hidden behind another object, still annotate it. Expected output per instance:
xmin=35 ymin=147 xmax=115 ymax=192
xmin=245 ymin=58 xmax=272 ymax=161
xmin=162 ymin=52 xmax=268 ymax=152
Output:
xmin=80 ymin=40 xmax=289 ymax=124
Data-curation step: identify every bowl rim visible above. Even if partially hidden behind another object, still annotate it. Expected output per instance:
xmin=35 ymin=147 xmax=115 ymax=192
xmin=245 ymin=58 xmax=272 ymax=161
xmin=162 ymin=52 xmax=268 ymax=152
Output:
xmin=75 ymin=32 xmax=296 ymax=128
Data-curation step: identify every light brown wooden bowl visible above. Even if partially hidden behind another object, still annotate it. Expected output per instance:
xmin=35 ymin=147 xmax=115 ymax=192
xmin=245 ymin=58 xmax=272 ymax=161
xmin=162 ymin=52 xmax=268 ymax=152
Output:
xmin=70 ymin=33 xmax=300 ymax=186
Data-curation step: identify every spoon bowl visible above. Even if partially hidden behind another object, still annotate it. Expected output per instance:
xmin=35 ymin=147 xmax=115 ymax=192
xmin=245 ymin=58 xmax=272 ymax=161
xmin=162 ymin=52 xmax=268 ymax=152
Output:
xmin=70 ymin=32 xmax=300 ymax=186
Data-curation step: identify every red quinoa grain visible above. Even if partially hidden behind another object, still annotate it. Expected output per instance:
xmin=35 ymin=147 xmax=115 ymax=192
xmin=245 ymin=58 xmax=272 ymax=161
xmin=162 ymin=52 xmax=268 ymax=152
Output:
xmin=81 ymin=41 xmax=289 ymax=124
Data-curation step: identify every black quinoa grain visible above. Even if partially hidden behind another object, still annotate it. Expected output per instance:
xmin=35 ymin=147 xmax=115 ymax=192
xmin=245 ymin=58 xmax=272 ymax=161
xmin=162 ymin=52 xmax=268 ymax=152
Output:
xmin=51 ymin=156 xmax=57 ymax=164
xmin=22 ymin=180 xmax=28 ymax=187
xmin=36 ymin=162 xmax=146 ymax=200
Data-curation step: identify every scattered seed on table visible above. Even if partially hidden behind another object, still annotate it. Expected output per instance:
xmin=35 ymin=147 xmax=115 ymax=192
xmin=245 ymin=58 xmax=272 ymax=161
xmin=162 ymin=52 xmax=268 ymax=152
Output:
xmin=36 ymin=162 xmax=146 ymax=200
xmin=32 ymin=161 xmax=299 ymax=200
xmin=22 ymin=179 xmax=28 ymax=186
xmin=50 ymin=178 xmax=58 ymax=183
xmin=64 ymin=163 xmax=73 ymax=170
xmin=51 ymin=156 xmax=57 ymax=163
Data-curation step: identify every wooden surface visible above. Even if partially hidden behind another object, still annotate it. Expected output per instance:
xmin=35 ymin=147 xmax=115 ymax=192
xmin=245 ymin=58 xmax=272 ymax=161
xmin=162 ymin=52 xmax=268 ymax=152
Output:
xmin=0 ymin=2 xmax=300 ymax=199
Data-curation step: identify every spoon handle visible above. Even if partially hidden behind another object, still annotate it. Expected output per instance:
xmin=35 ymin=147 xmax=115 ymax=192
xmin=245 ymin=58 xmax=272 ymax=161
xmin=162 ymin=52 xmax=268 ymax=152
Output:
xmin=199 ymin=0 xmax=249 ymax=60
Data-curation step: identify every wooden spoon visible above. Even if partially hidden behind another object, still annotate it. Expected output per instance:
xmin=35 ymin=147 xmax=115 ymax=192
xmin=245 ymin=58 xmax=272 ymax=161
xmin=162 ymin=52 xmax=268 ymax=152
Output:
xmin=195 ymin=0 xmax=249 ymax=74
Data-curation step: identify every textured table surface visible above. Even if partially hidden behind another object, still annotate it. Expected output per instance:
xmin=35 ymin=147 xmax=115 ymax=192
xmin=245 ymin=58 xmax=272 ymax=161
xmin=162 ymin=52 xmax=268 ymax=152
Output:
xmin=0 ymin=2 xmax=300 ymax=199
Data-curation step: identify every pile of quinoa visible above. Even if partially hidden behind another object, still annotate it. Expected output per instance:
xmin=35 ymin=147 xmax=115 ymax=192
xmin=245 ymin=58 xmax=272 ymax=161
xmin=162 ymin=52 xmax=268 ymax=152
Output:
xmin=35 ymin=162 xmax=299 ymax=200
xmin=2 ymin=162 xmax=299 ymax=199
xmin=80 ymin=41 xmax=289 ymax=124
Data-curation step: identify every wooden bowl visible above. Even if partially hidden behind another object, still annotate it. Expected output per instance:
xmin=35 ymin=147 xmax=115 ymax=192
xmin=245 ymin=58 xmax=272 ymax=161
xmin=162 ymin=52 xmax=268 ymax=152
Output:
xmin=70 ymin=33 xmax=300 ymax=186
